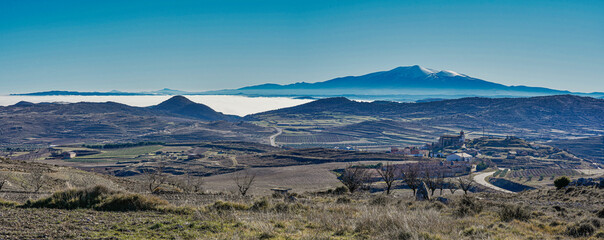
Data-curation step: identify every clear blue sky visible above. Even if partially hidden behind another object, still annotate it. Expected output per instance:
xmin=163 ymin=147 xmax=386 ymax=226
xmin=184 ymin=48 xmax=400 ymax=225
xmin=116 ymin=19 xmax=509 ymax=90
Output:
xmin=1 ymin=0 xmax=603 ymax=94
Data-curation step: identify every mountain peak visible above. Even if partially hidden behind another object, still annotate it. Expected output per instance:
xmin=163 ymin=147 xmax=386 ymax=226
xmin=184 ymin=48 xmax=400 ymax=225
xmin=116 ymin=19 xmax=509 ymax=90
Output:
xmin=158 ymin=95 xmax=195 ymax=107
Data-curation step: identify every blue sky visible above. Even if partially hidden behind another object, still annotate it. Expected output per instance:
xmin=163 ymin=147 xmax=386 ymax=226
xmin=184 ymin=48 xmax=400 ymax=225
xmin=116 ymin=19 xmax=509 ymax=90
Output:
xmin=1 ymin=0 xmax=603 ymax=94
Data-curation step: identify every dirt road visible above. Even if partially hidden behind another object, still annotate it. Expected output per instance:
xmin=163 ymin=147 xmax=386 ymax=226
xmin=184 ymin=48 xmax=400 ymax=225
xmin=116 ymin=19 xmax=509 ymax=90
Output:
xmin=269 ymin=127 xmax=282 ymax=147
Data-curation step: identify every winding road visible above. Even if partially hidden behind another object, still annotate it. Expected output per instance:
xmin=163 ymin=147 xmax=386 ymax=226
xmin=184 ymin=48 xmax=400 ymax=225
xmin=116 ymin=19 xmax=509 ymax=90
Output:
xmin=473 ymin=170 xmax=514 ymax=194
xmin=269 ymin=127 xmax=283 ymax=147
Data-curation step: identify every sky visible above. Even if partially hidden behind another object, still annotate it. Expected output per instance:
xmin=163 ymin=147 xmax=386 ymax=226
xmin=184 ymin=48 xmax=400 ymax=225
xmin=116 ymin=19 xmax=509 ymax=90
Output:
xmin=1 ymin=0 xmax=603 ymax=94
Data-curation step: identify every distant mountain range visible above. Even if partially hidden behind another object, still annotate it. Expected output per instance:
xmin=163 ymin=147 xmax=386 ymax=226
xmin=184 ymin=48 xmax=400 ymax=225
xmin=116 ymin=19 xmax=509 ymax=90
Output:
xmin=11 ymin=65 xmax=604 ymax=101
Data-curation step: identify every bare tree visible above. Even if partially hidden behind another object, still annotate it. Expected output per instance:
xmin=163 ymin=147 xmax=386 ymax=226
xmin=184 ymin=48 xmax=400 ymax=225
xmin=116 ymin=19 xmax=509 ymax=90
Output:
xmin=233 ymin=170 xmax=256 ymax=196
xmin=436 ymin=171 xmax=445 ymax=195
xmin=375 ymin=162 xmax=397 ymax=195
xmin=423 ymin=170 xmax=439 ymax=196
xmin=184 ymin=170 xmax=204 ymax=193
xmin=402 ymin=165 xmax=420 ymax=195
xmin=448 ymin=178 xmax=459 ymax=194
xmin=142 ymin=162 xmax=167 ymax=193
xmin=458 ymin=173 xmax=475 ymax=195
xmin=340 ymin=163 xmax=370 ymax=193
xmin=29 ymin=168 xmax=45 ymax=193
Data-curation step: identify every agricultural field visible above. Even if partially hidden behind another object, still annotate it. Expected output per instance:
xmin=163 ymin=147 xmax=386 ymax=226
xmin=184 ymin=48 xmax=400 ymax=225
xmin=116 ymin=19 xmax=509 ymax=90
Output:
xmin=69 ymin=145 xmax=164 ymax=162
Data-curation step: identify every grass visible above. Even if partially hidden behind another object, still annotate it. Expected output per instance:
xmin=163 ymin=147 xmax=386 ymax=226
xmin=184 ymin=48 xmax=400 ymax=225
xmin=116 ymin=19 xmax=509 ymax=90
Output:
xmin=1 ymin=182 xmax=603 ymax=239
xmin=22 ymin=185 xmax=174 ymax=212
xmin=71 ymin=145 xmax=163 ymax=161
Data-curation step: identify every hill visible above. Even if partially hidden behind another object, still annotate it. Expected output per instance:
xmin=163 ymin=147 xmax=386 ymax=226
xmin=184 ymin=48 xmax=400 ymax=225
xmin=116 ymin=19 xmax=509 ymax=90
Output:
xmin=150 ymin=95 xmax=239 ymax=121
xmin=0 ymin=96 xmax=270 ymax=146
xmin=547 ymin=136 xmax=604 ymax=164
xmin=247 ymin=95 xmax=604 ymax=147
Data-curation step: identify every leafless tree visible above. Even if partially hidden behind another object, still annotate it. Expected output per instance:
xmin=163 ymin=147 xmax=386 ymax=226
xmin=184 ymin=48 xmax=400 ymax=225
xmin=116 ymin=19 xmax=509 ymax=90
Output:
xmin=458 ymin=173 xmax=475 ymax=195
xmin=436 ymin=171 xmax=445 ymax=195
xmin=423 ymin=170 xmax=439 ymax=196
xmin=233 ymin=170 xmax=256 ymax=196
xmin=375 ymin=162 xmax=397 ymax=195
xmin=402 ymin=165 xmax=420 ymax=195
xmin=448 ymin=178 xmax=459 ymax=194
xmin=29 ymin=168 xmax=45 ymax=193
xmin=340 ymin=163 xmax=370 ymax=193
xmin=183 ymin=170 xmax=204 ymax=193
xmin=142 ymin=161 xmax=167 ymax=193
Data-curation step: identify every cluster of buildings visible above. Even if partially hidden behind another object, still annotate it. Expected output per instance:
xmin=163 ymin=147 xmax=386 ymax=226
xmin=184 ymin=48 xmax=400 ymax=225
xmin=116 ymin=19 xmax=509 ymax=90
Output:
xmin=389 ymin=130 xmax=477 ymax=162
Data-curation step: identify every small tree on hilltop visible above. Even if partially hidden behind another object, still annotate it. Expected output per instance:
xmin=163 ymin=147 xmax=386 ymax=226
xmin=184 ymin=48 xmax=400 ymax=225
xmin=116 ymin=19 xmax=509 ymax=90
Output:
xmin=554 ymin=176 xmax=570 ymax=189
xmin=341 ymin=163 xmax=370 ymax=193
xmin=375 ymin=162 xmax=397 ymax=195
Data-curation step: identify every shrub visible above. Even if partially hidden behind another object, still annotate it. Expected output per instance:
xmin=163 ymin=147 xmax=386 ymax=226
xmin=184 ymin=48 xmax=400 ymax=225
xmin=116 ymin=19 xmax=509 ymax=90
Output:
xmin=22 ymin=185 xmax=171 ymax=212
xmin=454 ymin=195 xmax=483 ymax=217
xmin=272 ymin=202 xmax=307 ymax=213
xmin=554 ymin=176 xmax=570 ymax=189
xmin=566 ymin=222 xmax=595 ymax=237
xmin=332 ymin=186 xmax=349 ymax=195
xmin=250 ymin=198 xmax=270 ymax=211
xmin=23 ymin=185 xmax=114 ymax=209
xmin=597 ymin=208 xmax=604 ymax=218
xmin=498 ymin=204 xmax=531 ymax=222
xmin=94 ymin=194 xmax=169 ymax=212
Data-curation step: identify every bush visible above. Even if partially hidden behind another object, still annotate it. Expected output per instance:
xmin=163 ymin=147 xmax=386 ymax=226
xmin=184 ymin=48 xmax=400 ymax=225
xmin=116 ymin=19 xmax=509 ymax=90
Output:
xmin=554 ymin=176 xmax=570 ymax=189
xmin=22 ymin=185 xmax=171 ymax=212
xmin=566 ymin=222 xmax=595 ymax=237
xmin=94 ymin=194 xmax=169 ymax=212
xmin=250 ymin=198 xmax=270 ymax=211
xmin=498 ymin=204 xmax=531 ymax=222
xmin=598 ymin=208 xmax=604 ymax=218
xmin=332 ymin=186 xmax=349 ymax=195
xmin=272 ymin=202 xmax=308 ymax=213
xmin=454 ymin=195 xmax=483 ymax=217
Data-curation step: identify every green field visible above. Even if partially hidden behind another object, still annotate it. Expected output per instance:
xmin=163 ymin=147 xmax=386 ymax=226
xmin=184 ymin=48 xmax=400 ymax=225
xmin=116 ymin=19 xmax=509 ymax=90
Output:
xmin=69 ymin=145 xmax=163 ymax=162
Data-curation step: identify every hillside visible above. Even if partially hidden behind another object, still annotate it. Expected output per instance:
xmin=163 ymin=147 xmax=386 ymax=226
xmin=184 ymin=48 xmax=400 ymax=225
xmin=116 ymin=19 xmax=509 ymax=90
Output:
xmin=247 ymin=95 xmax=604 ymax=147
xmin=547 ymin=136 xmax=604 ymax=164
xmin=0 ymin=96 xmax=270 ymax=146
xmin=150 ymin=95 xmax=240 ymax=121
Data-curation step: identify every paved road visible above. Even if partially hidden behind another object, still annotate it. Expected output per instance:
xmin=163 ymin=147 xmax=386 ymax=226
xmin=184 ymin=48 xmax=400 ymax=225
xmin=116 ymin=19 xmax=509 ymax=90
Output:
xmin=269 ymin=127 xmax=283 ymax=147
xmin=474 ymin=170 xmax=514 ymax=194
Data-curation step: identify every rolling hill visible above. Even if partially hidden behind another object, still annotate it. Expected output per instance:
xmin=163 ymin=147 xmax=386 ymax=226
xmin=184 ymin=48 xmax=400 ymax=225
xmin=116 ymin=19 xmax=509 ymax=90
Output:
xmin=247 ymin=95 xmax=604 ymax=147
xmin=0 ymin=96 xmax=270 ymax=146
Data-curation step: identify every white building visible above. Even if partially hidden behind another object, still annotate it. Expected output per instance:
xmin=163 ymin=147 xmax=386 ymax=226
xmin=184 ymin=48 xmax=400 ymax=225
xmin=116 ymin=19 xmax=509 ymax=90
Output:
xmin=446 ymin=152 xmax=473 ymax=162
